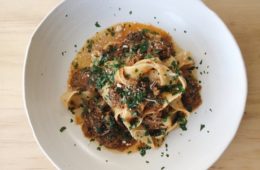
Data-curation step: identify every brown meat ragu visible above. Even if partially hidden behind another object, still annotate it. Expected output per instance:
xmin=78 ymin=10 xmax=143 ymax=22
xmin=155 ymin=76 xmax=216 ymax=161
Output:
xmin=125 ymin=31 xmax=175 ymax=61
xmin=81 ymin=94 xmax=136 ymax=150
xmin=69 ymin=68 xmax=94 ymax=91
xmin=181 ymin=66 xmax=202 ymax=111
xmin=66 ymin=23 xmax=201 ymax=152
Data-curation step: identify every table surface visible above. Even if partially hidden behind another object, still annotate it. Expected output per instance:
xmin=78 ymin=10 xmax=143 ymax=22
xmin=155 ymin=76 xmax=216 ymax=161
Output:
xmin=1 ymin=0 xmax=259 ymax=169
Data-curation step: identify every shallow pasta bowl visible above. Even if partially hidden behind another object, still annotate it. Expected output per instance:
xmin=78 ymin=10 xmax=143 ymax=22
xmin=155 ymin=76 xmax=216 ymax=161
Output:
xmin=24 ymin=0 xmax=247 ymax=169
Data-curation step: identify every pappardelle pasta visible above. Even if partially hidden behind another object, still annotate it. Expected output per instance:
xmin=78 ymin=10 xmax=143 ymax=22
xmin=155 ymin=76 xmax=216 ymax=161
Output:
xmin=62 ymin=22 xmax=201 ymax=152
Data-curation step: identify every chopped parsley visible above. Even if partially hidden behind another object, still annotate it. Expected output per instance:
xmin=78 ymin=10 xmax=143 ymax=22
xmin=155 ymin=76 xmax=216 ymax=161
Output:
xmin=140 ymin=148 xmax=146 ymax=156
xmin=165 ymin=143 xmax=168 ymax=151
xmin=153 ymin=49 xmax=161 ymax=54
xmin=141 ymin=28 xmax=150 ymax=34
xmin=97 ymin=146 xmax=101 ymax=151
xmin=161 ymin=166 xmax=165 ymax=170
xmin=138 ymin=145 xmax=151 ymax=156
xmin=127 ymin=91 xmax=146 ymax=109
xmin=162 ymin=117 xmax=168 ymax=122
xmin=199 ymin=59 xmax=203 ymax=65
xmin=98 ymin=54 xmax=109 ymax=65
xmin=159 ymin=83 xmax=185 ymax=94
xmin=116 ymin=87 xmax=147 ymax=109
xmin=90 ymin=57 xmax=121 ymax=89
xmin=161 ymin=152 xmax=164 ymax=157
xmin=145 ymin=160 xmax=150 ymax=164
xmin=70 ymin=118 xmax=73 ymax=123
xmin=129 ymin=10 xmax=132 ymax=15
xmin=139 ymin=40 xmax=149 ymax=53
xmin=171 ymin=60 xmax=180 ymax=75
xmin=144 ymin=54 xmax=153 ymax=59
xmin=176 ymin=114 xmax=187 ymax=131
xmin=59 ymin=126 xmax=66 ymax=133
xmin=95 ymin=21 xmax=101 ymax=27
xmin=61 ymin=51 xmax=66 ymax=56
xmin=200 ymin=124 xmax=205 ymax=131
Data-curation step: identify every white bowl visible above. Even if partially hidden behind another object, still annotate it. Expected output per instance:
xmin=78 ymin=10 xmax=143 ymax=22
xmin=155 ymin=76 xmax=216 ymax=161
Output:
xmin=24 ymin=0 xmax=247 ymax=169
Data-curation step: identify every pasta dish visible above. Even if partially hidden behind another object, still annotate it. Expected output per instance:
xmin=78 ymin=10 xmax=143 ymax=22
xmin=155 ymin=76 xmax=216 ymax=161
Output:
xmin=62 ymin=22 xmax=201 ymax=152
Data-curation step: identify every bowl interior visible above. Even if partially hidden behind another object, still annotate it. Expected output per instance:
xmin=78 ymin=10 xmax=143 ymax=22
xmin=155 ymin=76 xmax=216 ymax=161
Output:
xmin=24 ymin=0 xmax=247 ymax=170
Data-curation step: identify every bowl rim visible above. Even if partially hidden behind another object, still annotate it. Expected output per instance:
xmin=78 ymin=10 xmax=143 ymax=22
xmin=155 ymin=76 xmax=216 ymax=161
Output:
xmin=23 ymin=1 xmax=66 ymax=169
xmin=23 ymin=0 xmax=248 ymax=169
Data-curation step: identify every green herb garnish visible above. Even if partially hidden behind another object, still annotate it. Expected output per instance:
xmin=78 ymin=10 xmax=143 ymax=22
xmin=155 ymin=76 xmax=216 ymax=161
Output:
xmin=90 ymin=63 xmax=115 ymax=89
xmin=59 ymin=126 xmax=66 ymax=133
xmin=144 ymin=54 xmax=153 ymax=59
xmin=138 ymin=145 xmax=151 ymax=156
xmin=142 ymin=29 xmax=150 ymax=34
xmin=171 ymin=60 xmax=180 ymax=75
xmin=200 ymin=124 xmax=205 ymax=131
xmin=159 ymin=83 xmax=185 ymax=94
xmin=161 ymin=152 xmax=164 ymax=157
xmin=139 ymin=40 xmax=149 ymax=53
xmin=126 ymin=91 xmax=146 ymax=109
xmin=95 ymin=21 xmax=101 ymax=27
xmin=177 ymin=115 xmax=187 ymax=131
